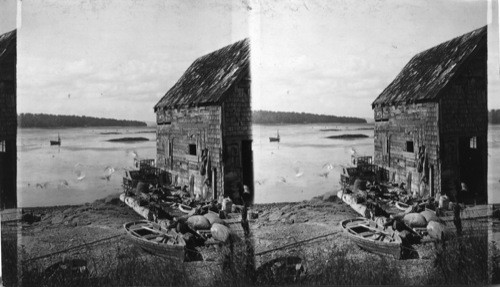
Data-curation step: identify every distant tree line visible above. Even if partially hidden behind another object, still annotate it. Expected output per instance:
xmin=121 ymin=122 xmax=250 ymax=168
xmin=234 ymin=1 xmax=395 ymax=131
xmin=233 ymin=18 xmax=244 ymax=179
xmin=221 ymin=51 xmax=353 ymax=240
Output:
xmin=252 ymin=110 xmax=367 ymax=124
xmin=18 ymin=113 xmax=147 ymax=128
xmin=489 ymin=110 xmax=500 ymax=124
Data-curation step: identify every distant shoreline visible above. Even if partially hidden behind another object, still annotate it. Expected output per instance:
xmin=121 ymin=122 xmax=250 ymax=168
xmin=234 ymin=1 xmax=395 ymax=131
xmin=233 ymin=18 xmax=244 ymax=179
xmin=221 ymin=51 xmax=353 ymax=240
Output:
xmin=18 ymin=126 xmax=153 ymax=129
xmin=326 ymin=134 xmax=370 ymax=139
xmin=107 ymin=137 xmax=150 ymax=142
xmin=253 ymin=122 xmax=374 ymax=126
xmin=252 ymin=110 xmax=368 ymax=125
xmin=18 ymin=113 xmax=148 ymax=128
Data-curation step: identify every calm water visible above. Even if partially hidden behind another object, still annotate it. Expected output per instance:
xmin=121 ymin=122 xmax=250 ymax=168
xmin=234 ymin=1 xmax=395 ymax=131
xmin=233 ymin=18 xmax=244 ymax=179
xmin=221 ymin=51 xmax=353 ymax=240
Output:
xmin=253 ymin=123 xmax=374 ymax=203
xmin=17 ymin=127 xmax=156 ymax=207
xmin=489 ymin=125 xmax=500 ymax=203
xmin=16 ymin=124 xmax=500 ymax=207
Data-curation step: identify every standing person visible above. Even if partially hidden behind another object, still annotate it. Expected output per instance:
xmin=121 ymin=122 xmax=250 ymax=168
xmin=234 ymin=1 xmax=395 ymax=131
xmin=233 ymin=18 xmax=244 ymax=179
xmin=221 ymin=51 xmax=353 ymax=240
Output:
xmin=453 ymin=182 xmax=467 ymax=236
xmin=240 ymin=185 xmax=255 ymax=283
xmin=453 ymin=201 xmax=462 ymax=236
xmin=241 ymin=185 xmax=251 ymax=236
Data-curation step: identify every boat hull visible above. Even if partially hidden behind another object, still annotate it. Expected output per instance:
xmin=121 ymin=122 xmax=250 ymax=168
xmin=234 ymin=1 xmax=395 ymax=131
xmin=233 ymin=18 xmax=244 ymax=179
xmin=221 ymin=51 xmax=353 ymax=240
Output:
xmin=341 ymin=217 xmax=402 ymax=259
xmin=124 ymin=220 xmax=186 ymax=261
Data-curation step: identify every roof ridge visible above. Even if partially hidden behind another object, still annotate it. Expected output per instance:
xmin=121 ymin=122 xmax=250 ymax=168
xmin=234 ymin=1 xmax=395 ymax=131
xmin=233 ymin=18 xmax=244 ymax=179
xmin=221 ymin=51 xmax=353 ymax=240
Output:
xmin=411 ymin=26 xmax=486 ymax=62
xmin=372 ymin=26 xmax=486 ymax=107
xmin=154 ymin=38 xmax=250 ymax=111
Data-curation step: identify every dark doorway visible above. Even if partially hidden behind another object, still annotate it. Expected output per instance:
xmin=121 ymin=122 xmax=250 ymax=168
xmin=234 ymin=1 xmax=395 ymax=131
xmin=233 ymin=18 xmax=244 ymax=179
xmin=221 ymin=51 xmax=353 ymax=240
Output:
xmin=458 ymin=136 xmax=485 ymax=204
xmin=241 ymin=140 xmax=254 ymax=203
xmin=0 ymin=139 xmax=17 ymax=209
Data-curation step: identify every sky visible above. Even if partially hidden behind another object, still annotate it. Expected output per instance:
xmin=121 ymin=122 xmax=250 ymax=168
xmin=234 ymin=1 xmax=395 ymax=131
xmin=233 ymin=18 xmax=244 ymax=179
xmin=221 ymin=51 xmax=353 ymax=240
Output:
xmin=252 ymin=0 xmax=499 ymax=120
xmin=15 ymin=0 xmax=250 ymax=123
xmin=1 ymin=0 xmax=499 ymax=122
xmin=0 ymin=0 xmax=16 ymax=34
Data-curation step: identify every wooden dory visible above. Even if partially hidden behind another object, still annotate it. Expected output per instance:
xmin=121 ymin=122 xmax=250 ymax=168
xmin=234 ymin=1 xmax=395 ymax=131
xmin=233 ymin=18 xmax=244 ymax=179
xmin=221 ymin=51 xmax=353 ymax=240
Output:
xmin=124 ymin=220 xmax=186 ymax=261
xmin=340 ymin=217 xmax=402 ymax=259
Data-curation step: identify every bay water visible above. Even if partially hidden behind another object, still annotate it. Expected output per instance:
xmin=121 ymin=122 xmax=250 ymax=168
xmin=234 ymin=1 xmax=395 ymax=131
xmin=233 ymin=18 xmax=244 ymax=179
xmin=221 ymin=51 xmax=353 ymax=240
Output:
xmin=16 ymin=124 xmax=500 ymax=207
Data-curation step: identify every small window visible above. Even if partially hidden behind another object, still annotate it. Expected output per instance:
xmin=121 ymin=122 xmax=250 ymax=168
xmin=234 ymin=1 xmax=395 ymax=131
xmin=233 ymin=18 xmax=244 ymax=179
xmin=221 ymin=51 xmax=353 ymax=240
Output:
xmin=470 ymin=137 xmax=477 ymax=149
xmin=0 ymin=140 xmax=5 ymax=152
xmin=189 ymin=144 xmax=197 ymax=155
xmin=406 ymin=141 xmax=414 ymax=153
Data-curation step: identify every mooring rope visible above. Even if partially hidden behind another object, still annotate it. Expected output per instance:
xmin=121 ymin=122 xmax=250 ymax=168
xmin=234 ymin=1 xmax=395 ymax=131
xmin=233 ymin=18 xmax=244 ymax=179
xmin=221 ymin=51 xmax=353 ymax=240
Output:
xmin=255 ymin=231 xmax=341 ymax=257
xmin=23 ymin=234 xmax=124 ymax=263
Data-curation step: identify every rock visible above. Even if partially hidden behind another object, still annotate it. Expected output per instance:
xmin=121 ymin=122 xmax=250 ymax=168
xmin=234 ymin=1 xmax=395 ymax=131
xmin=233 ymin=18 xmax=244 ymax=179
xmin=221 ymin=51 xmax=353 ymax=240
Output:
xmin=211 ymin=223 xmax=230 ymax=242
xmin=403 ymin=213 xmax=427 ymax=228
xmin=91 ymin=200 xmax=105 ymax=209
xmin=22 ymin=213 xmax=41 ymax=224
xmin=187 ymin=215 xmax=211 ymax=230
xmin=268 ymin=211 xmax=283 ymax=221
xmin=309 ymin=197 xmax=323 ymax=204
xmin=204 ymin=213 xmax=224 ymax=225
xmin=71 ymin=217 xmax=80 ymax=226
xmin=62 ymin=208 xmax=74 ymax=214
xmin=104 ymin=195 xmax=121 ymax=205
xmin=249 ymin=211 xmax=259 ymax=219
xmin=322 ymin=191 xmax=338 ymax=202
xmin=51 ymin=214 xmax=65 ymax=225
xmin=286 ymin=215 xmax=296 ymax=224
xmin=427 ymin=221 xmax=447 ymax=241
xmin=281 ymin=204 xmax=291 ymax=211
xmin=75 ymin=206 xmax=91 ymax=213
xmin=296 ymin=204 xmax=307 ymax=209
xmin=420 ymin=210 xmax=440 ymax=223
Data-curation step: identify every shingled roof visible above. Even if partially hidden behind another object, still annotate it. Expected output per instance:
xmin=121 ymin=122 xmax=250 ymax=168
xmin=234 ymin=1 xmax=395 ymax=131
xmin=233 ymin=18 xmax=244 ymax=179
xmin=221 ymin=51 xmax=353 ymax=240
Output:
xmin=154 ymin=38 xmax=250 ymax=111
xmin=0 ymin=29 xmax=16 ymax=65
xmin=372 ymin=26 xmax=486 ymax=107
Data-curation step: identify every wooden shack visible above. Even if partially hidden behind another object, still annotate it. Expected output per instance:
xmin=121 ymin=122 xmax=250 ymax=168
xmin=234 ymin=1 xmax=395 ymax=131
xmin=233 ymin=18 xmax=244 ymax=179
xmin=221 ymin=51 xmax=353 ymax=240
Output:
xmin=0 ymin=30 xmax=17 ymax=209
xmin=372 ymin=26 xmax=487 ymax=204
xmin=154 ymin=38 xmax=252 ymax=203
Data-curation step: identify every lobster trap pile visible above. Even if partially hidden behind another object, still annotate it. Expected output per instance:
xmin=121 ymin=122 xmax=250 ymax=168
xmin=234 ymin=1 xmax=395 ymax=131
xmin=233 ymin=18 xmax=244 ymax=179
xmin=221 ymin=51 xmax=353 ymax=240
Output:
xmin=120 ymin=160 xmax=255 ymax=262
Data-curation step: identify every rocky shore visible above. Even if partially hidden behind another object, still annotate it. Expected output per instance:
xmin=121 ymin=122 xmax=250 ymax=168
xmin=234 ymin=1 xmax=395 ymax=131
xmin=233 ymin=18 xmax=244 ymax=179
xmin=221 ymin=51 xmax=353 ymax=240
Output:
xmin=11 ymin=191 xmax=467 ymax=285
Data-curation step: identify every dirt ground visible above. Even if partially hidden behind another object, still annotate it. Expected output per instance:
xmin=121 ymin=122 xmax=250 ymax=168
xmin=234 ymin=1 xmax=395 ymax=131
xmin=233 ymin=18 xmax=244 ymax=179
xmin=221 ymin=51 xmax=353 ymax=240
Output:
xmin=251 ymin=196 xmax=437 ymax=284
xmin=16 ymin=195 xmax=225 ymax=285
xmin=12 ymin=192 xmax=441 ymax=285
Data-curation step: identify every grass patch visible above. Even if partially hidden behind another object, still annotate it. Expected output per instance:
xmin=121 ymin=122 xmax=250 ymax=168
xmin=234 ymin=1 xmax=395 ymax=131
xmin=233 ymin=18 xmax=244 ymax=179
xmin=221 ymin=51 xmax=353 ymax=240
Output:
xmin=1 ymin=238 xmax=19 ymax=286
xmin=13 ymin=225 xmax=494 ymax=286
xmin=424 ymin=231 xmax=490 ymax=285
xmin=303 ymin=247 xmax=403 ymax=285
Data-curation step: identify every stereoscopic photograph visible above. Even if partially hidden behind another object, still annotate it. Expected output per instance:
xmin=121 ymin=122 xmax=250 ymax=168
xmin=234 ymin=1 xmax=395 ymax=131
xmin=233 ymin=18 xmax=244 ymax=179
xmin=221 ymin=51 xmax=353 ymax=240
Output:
xmin=1 ymin=0 xmax=500 ymax=286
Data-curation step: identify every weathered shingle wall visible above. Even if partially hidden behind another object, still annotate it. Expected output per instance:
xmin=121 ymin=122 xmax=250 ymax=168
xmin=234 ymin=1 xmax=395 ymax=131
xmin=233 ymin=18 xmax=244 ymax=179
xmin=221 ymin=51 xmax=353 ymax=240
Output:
xmin=439 ymin=43 xmax=487 ymax=202
xmin=0 ymin=81 xmax=16 ymax=139
xmin=156 ymin=106 xmax=223 ymax=198
xmin=374 ymin=102 xmax=440 ymax=196
xmin=0 ymin=29 xmax=17 ymax=209
xmin=221 ymin=74 xmax=252 ymax=198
